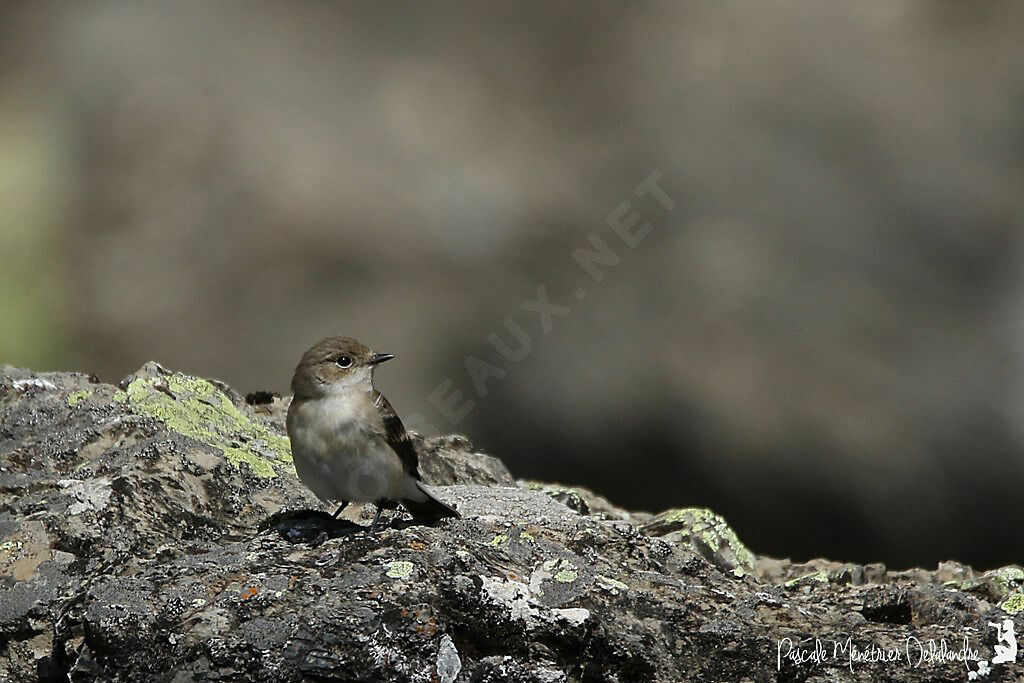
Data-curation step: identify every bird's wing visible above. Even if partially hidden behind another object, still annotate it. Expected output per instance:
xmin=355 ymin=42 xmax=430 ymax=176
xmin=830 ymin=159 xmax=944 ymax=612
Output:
xmin=373 ymin=390 xmax=421 ymax=480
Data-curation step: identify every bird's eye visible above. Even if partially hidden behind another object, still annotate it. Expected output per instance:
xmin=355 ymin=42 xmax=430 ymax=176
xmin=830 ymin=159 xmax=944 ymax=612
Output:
xmin=336 ymin=355 xmax=353 ymax=368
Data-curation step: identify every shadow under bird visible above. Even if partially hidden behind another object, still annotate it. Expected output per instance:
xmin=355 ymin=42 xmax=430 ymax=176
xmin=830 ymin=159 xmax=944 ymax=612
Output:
xmin=286 ymin=336 xmax=460 ymax=528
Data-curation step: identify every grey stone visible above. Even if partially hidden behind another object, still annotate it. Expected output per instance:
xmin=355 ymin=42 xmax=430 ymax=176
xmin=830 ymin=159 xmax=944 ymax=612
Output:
xmin=0 ymin=364 xmax=1020 ymax=682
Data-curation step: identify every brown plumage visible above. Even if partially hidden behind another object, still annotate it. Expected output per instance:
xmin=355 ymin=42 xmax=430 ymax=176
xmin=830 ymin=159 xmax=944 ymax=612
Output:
xmin=286 ymin=336 xmax=459 ymax=526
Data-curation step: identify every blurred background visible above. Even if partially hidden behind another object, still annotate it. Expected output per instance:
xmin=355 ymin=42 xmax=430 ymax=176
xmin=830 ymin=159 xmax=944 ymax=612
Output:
xmin=2 ymin=1 xmax=1023 ymax=569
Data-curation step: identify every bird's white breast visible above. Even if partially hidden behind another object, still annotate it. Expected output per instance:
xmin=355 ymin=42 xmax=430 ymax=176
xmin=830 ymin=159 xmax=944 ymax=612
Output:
xmin=287 ymin=392 xmax=419 ymax=504
xmin=307 ymin=393 xmax=374 ymax=440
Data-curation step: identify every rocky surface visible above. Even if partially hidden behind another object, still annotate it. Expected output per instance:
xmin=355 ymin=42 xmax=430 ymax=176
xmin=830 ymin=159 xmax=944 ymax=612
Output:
xmin=1 ymin=364 xmax=1021 ymax=682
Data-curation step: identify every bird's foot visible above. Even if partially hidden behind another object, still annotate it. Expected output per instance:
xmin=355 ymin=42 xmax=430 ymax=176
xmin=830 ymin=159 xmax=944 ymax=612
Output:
xmin=367 ymin=506 xmax=392 ymax=532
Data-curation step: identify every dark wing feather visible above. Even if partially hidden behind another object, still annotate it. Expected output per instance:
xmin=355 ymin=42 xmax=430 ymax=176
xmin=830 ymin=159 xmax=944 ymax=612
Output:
xmin=373 ymin=390 xmax=421 ymax=480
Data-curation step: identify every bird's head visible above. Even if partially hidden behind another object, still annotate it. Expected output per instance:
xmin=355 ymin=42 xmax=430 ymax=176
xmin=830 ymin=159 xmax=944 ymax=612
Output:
xmin=291 ymin=336 xmax=394 ymax=399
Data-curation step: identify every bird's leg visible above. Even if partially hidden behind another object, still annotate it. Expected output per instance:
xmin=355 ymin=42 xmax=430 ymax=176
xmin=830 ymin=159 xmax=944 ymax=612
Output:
xmin=331 ymin=501 xmax=349 ymax=519
xmin=369 ymin=505 xmax=385 ymax=531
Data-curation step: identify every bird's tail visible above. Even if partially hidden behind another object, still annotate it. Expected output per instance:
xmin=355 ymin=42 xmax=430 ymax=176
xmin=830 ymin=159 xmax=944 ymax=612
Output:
xmin=401 ymin=482 xmax=461 ymax=521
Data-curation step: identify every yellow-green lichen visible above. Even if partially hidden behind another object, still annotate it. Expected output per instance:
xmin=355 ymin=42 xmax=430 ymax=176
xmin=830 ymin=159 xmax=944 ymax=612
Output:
xmin=519 ymin=531 xmax=535 ymax=544
xmin=1001 ymin=592 xmax=1024 ymax=615
xmin=386 ymin=560 xmax=414 ymax=579
xmin=954 ymin=566 xmax=1024 ymax=597
xmin=555 ymin=568 xmax=579 ymax=583
xmin=987 ymin=567 xmax=1024 ymax=597
xmin=660 ymin=509 xmax=688 ymax=525
xmin=541 ymin=559 xmax=579 ymax=583
xmin=119 ymin=372 xmax=291 ymax=477
xmin=994 ymin=567 xmax=1024 ymax=581
xmin=596 ymin=575 xmax=629 ymax=594
xmin=488 ymin=534 xmax=509 ymax=547
xmin=67 ymin=390 xmax=91 ymax=407
xmin=646 ymin=507 xmax=755 ymax=578
xmin=784 ymin=571 xmax=829 ymax=588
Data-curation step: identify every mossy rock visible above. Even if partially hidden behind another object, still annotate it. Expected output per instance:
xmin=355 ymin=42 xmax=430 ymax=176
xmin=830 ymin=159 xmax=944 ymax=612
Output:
xmin=641 ymin=507 xmax=755 ymax=577
xmin=115 ymin=363 xmax=292 ymax=477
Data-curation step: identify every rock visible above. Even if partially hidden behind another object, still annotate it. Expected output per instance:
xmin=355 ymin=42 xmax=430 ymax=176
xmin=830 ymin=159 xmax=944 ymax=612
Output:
xmin=641 ymin=507 xmax=756 ymax=578
xmin=1 ymin=364 xmax=1022 ymax=681
xmin=520 ymin=481 xmax=639 ymax=521
xmin=412 ymin=433 xmax=516 ymax=488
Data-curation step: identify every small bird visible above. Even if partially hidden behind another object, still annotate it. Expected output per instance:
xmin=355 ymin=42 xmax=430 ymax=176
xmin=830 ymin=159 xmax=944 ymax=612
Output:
xmin=286 ymin=336 xmax=460 ymax=528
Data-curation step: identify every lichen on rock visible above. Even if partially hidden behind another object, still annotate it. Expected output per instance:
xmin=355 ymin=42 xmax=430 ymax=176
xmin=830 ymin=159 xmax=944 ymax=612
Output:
xmin=1002 ymin=593 xmax=1024 ymax=615
xmin=1 ymin=363 xmax=1021 ymax=682
xmin=116 ymin=362 xmax=292 ymax=477
xmin=66 ymin=389 xmax=91 ymax=407
xmin=641 ymin=506 xmax=756 ymax=577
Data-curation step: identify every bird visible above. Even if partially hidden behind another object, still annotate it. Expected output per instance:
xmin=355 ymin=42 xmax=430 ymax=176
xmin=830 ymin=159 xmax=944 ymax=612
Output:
xmin=286 ymin=336 xmax=460 ymax=529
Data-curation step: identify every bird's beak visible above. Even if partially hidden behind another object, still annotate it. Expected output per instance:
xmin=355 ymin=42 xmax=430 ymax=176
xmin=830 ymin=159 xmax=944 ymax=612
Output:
xmin=367 ymin=353 xmax=395 ymax=365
